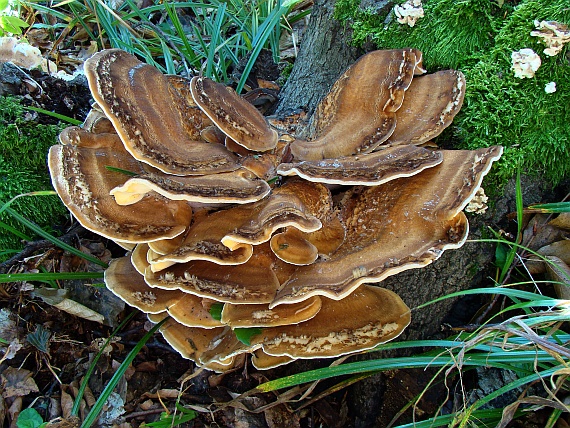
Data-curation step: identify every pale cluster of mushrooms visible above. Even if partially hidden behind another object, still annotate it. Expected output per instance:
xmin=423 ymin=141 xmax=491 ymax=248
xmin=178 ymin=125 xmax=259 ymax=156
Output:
xmin=530 ymin=20 xmax=570 ymax=57
xmin=511 ymin=19 xmax=569 ymax=80
xmin=394 ymin=0 xmax=424 ymax=28
xmin=48 ymin=48 xmax=502 ymax=371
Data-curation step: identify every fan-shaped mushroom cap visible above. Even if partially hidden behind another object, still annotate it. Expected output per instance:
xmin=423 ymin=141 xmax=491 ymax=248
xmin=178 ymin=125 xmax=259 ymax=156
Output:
xmin=106 ymin=256 xmax=223 ymax=327
xmin=82 ymin=105 xmax=115 ymax=134
xmin=198 ymin=327 xmax=255 ymax=366
xmin=220 ymin=296 xmax=322 ymax=327
xmin=146 ymin=246 xmax=177 ymax=273
xmin=270 ymin=229 xmax=319 ymax=265
xmin=113 ymin=240 xmax=136 ymax=251
xmin=148 ymin=313 xmax=230 ymax=369
xmin=131 ymin=243 xmax=150 ymax=274
xmin=289 ymin=49 xmax=425 ymax=161
xmin=221 ymin=180 xmax=325 ymax=250
xmin=254 ymin=286 xmax=410 ymax=359
xmin=148 ymin=205 xmax=254 ymax=268
xmin=190 ymin=76 xmax=278 ymax=152
xmin=48 ymin=127 xmax=192 ymax=243
xmin=384 ymin=70 xmax=465 ymax=147
xmin=241 ymin=151 xmax=282 ymax=181
xmin=271 ymin=146 xmax=503 ymax=307
xmin=251 ymin=350 xmax=295 ymax=370
xmin=105 ymin=256 xmax=183 ymax=313
xmin=144 ymin=247 xmax=280 ymax=304
xmin=277 ymin=145 xmax=443 ymax=186
xmin=84 ymin=49 xmax=239 ymax=175
xmin=110 ymin=168 xmax=271 ymax=205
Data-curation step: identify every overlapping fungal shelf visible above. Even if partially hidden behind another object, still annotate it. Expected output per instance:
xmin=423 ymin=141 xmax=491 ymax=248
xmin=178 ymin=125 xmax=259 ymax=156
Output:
xmin=48 ymin=48 xmax=503 ymax=371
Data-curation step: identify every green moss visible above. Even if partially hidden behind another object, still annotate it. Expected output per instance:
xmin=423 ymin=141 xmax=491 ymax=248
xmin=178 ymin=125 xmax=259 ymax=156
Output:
xmin=456 ymin=1 xmax=570 ymax=185
xmin=334 ymin=0 xmax=570 ymax=186
xmin=336 ymin=0 xmax=511 ymax=69
xmin=0 ymin=96 xmax=67 ymax=259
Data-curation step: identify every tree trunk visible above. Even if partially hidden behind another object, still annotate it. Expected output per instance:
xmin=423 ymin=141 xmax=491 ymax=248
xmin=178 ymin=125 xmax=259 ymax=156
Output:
xmin=275 ymin=0 xmax=362 ymax=129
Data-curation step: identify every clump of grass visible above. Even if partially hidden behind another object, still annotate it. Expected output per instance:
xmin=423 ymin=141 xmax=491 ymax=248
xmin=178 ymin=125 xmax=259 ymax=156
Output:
xmin=26 ymin=0 xmax=307 ymax=91
xmin=333 ymin=0 xmax=570 ymax=187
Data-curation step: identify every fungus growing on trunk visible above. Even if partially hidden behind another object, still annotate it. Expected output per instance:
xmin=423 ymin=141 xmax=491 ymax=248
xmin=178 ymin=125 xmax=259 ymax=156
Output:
xmin=48 ymin=48 xmax=502 ymax=371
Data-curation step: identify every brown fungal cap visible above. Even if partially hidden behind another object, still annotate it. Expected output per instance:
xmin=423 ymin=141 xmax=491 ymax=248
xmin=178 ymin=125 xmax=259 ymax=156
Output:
xmin=149 ymin=314 xmax=230 ymax=369
xmin=272 ymin=146 xmax=503 ymax=306
xmin=221 ymin=181 xmax=324 ymax=249
xmin=49 ymin=128 xmax=192 ymax=243
xmin=144 ymin=248 xmax=280 ymax=304
xmin=254 ymin=286 xmax=410 ymax=359
xmin=384 ymin=70 xmax=465 ymax=147
xmin=84 ymin=49 xmax=239 ymax=175
xmin=251 ymin=350 xmax=295 ymax=370
xmin=270 ymin=229 xmax=319 ymax=265
xmin=110 ymin=168 xmax=271 ymax=205
xmin=107 ymin=254 xmax=223 ymax=327
xmin=220 ymin=296 xmax=322 ymax=327
xmin=149 ymin=205 xmax=254 ymax=268
xmin=289 ymin=49 xmax=424 ymax=161
xmin=190 ymin=76 xmax=278 ymax=152
xmin=277 ymin=145 xmax=443 ymax=186
xmin=198 ymin=328 xmax=256 ymax=366
xmin=105 ymin=256 xmax=183 ymax=313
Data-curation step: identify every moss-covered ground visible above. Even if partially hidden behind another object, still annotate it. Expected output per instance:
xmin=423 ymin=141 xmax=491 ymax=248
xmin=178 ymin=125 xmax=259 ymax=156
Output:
xmin=0 ymin=96 xmax=67 ymax=260
xmin=335 ymin=0 xmax=570 ymax=187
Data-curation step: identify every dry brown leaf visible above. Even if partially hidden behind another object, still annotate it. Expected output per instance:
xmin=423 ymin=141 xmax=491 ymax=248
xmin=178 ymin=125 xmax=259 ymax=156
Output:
xmin=82 ymin=385 xmax=96 ymax=408
xmin=264 ymin=403 xmax=300 ymax=428
xmin=549 ymin=212 xmax=570 ymax=231
xmin=143 ymin=389 xmax=181 ymax=399
xmin=1 ymin=367 xmax=39 ymax=399
xmin=44 ymin=416 xmax=80 ymax=427
xmin=7 ymin=396 xmax=22 ymax=425
xmin=60 ymin=388 xmax=74 ymax=420
xmin=544 ymin=256 xmax=570 ymax=300
xmin=522 ymin=214 xmax=566 ymax=251
xmin=32 ymin=289 xmax=105 ymax=324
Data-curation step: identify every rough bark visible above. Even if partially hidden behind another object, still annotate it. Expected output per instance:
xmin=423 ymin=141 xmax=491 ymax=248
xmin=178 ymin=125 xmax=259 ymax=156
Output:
xmin=275 ymin=0 xmax=362 ymax=127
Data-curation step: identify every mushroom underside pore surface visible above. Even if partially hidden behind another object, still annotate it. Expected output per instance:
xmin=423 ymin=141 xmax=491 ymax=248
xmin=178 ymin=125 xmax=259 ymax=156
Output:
xmin=48 ymin=48 xmax=503 ymax=371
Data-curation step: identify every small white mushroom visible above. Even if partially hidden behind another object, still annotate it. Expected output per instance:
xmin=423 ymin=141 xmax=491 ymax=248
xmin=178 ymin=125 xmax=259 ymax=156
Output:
xmin=545 ymin=81 xmax=557 ymax=94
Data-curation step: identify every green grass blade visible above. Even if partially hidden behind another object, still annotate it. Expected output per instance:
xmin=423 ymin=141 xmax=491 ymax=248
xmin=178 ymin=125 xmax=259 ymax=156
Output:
xmin=28 ymin=3 xmax=71 ymax=21
xmin=0 ymin=220 xmax=31 ymax=241
xmin=254 ymin=349 xmax=558 ymax=392
xmin=528 ymin=202 xmax=570 ymax=213
xmin=80 ymin=316 xmax=167 ymax=427
xmin=236 ymin=1 xmax=300 ymax=93
xmin=3 ymin=207 xmax=108 ymax=268
xmin=0 ymin=272 xmax=104 ymax=283
xmin=23 ymin=106 xmax=83 ymax=125
xmin=72 ymin=311 xmax=137 ymax=416
xmin=162 ymin=0 xmax=198 ymax=65
xmin=395 ymin=408 xmax=518 ymax=428
xmin=414 ymin=286 xmax=560 ymax=310
xmin=0 ymin=191 xmax=58 ymax=217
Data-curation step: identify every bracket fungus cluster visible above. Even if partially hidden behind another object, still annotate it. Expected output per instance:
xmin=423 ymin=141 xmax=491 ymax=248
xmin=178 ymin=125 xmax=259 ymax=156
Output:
xmin=49 ymin=48 xmax=502 ymax=371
